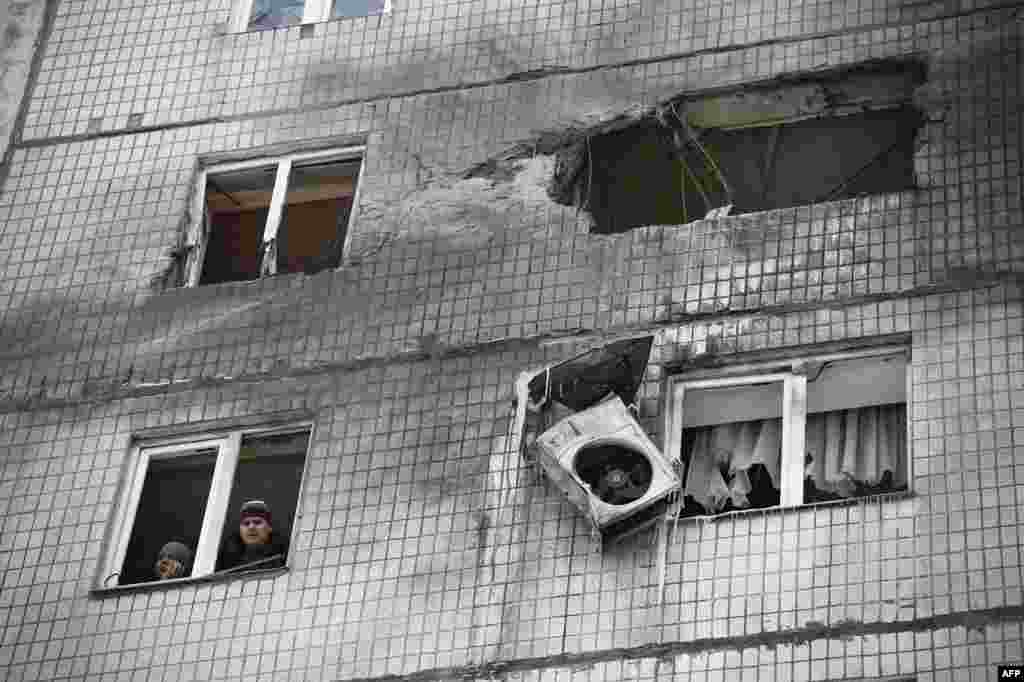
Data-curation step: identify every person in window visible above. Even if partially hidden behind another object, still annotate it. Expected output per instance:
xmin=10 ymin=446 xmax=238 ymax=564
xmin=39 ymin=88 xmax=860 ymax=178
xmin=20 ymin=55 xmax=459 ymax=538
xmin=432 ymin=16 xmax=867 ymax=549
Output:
xmin=153 ymin=541 xmax=192 ymax=580
xmin=217 ymin=500 xmax=289 ymax=572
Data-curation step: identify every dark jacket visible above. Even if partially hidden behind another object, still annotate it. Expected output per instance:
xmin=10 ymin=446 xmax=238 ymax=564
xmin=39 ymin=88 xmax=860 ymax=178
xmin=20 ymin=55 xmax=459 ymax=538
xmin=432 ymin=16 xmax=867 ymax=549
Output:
xmin=217 ymin=531 xmax=289 ymax=572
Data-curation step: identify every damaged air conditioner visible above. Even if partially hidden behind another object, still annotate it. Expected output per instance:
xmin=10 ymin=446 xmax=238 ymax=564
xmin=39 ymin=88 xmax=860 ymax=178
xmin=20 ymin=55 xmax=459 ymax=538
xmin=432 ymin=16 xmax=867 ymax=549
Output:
xmin=522 ymin=336 xmax=681 ymax=544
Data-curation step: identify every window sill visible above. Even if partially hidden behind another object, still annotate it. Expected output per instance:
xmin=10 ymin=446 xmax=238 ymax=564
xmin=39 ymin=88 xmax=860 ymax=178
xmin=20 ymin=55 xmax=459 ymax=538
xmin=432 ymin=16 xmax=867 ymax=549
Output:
xmin=186 ymin=266 xmax=342 ymax=291
xmin=667 ymin=489 xmax=916 ymax=526
xmin=90 ymin=566 xmax=288 ymax=598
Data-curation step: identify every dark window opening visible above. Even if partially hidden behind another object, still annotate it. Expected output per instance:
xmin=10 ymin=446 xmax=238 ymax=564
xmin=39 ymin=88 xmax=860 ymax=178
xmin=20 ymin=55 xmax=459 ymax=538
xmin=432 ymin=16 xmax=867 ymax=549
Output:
xmin=577 ymin=123 xmax=692 ymax=236
xmin=215 ymin=431 xmax=308 ymax=573
xmin=117 ymin=428 xmax=310 ymax=586
xmin=200 ymin=166 xmax=273 ymax=285
xmin=119 ymin=448 xmax=217 ymax=586
xmin=554 ymin=61 xmax=927 ymax=235
xmin=277 ymin=159 xmax=358 ymax=276
xmin=577 ymin=106 xmax=923 ymax=235
xmin=702 ymin=107 xmax=922 ymax=213
xmin=199 ymin=157 xmax=359 ymax=285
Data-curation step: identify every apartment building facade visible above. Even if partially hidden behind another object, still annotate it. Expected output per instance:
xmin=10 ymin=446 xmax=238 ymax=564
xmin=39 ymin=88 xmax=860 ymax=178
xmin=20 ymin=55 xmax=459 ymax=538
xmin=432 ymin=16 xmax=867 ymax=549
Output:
xmin=0 ymin=0 xmax=1022 ymax=680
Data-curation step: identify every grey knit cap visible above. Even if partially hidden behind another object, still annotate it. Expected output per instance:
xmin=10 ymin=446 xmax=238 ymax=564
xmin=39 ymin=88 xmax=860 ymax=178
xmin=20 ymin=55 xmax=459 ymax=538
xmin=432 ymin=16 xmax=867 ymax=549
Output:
xmin=157 ymin=541 xmax=193 ymax=566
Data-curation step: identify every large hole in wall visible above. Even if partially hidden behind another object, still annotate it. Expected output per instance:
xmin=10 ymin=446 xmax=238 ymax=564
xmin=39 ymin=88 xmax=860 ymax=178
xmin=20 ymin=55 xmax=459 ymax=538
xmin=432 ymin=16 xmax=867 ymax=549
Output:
xmin=577 ymin=122 xmax=694 ymax=236
xmin=550 ymin=60 xmax=928 ymax=234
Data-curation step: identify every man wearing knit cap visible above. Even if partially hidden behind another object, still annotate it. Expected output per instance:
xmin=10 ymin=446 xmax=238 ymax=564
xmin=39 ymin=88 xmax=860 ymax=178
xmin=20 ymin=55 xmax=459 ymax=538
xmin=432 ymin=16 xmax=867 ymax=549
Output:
xmin=217 ymin=499 xmax=289 ymax=571
xmin=154 ymin=541 xmax=192 ymax=580
xmin=240 ymin=499 xmax=274 ymax=545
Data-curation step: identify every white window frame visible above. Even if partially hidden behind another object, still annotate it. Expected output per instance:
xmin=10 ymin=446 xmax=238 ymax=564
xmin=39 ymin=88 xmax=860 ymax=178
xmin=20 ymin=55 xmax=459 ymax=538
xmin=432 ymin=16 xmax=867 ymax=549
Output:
xmin=662 ymin=346 xmax=912 ymax=511
xmin=99 ymin=423 xmax=313 ymax=590
xmin=229 ymin=0 xmax=393 ymax=32
xmin=185 ymin=146 xmax=365 ymax=287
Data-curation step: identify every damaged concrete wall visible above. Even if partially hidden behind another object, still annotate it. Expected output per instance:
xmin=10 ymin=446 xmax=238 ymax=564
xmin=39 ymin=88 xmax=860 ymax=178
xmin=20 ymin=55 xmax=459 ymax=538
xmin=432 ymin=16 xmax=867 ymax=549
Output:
xmin=0 ymin=1 xmax=1022 ymax=682
xmin=0 ymin=8 xmax=1020 ymax=405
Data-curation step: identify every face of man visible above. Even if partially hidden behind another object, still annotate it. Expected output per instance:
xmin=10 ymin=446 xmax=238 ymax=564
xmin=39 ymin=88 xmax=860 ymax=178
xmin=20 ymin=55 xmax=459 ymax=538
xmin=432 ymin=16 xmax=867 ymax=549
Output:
xmin=240 ymin=516 xmax=272 ymax=545
xmin=156 ymin=558 xmax=184 ymax=579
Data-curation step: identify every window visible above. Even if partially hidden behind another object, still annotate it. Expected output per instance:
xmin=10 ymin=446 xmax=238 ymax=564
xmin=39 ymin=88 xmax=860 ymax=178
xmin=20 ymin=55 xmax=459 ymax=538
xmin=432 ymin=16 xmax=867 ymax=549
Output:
xmin=663 ymin=347 xmax=909 ymax=517
xmin=549 ymin=60 xmax=926 ymax=234
xmin=231 ymin=0 xmax=390 ymax=31
xmin=102 ymin=425 xmax=311 ymax=588
xmin=185 ymin=148 xmax=362 ymax=286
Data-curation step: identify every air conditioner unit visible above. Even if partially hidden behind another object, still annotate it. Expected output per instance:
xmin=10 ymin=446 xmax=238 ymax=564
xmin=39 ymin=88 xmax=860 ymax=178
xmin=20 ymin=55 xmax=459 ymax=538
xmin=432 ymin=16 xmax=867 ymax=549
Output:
xmin=523 ymin=337 xmax=680 ymax=543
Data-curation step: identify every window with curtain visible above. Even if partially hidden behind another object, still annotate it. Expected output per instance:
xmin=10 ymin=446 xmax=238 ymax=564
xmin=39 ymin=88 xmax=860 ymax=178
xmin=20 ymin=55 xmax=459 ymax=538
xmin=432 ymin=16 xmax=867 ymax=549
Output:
xmin=667 ymin=349 xmax=909 ymax=516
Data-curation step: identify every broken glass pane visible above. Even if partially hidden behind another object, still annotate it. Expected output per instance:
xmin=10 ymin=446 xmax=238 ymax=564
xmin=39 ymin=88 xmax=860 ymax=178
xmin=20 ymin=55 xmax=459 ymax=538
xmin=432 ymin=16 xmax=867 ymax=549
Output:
xmin=200 ymin=164 xmax=277 ymax=285
xmin=332 ymin=0 xmax=387 ymax=18
xmin=249 ymin=0 xmax=305 ymax=30
xmin=276 ymin=158 xmax=360 ymax=275
xmin=119 ymin=448 xmax=218 ymax=585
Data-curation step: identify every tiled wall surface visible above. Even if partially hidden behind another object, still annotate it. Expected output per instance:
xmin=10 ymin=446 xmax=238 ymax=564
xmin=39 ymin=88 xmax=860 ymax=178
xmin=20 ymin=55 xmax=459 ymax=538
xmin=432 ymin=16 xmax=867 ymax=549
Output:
xmin=0 ymin=2 xmax=1021 ymax=405
xmin=20 ymin=0 xmax=1022 ymax=140
xmin=0 ymin=0 xmax=1022 ymax=681
xmin=2 ymin=292 xmax=1023 ymax=681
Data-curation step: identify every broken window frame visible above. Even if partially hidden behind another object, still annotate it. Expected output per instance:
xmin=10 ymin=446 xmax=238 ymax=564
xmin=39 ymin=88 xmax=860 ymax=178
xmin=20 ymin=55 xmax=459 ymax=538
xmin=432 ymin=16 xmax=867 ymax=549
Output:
xmin=662 ymin=345 xmax=912 ymax=514
xmin=184 ymin=146 xmax=364 ymax=287
xmin=97 ymin=421 xmax=313 ymax=592
xmin=229 ymin=0 xmax=392 ymax=32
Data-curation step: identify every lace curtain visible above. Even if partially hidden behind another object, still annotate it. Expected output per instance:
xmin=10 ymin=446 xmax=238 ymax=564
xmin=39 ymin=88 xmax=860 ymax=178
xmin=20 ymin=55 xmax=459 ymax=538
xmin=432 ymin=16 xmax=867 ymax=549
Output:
xmin=683 ymin=403 xmax=906 ymax=513
xmin=804 ymin=404 xmax=906 ymax=497
xmin=684 ymin=418 xmax=782 ymax=512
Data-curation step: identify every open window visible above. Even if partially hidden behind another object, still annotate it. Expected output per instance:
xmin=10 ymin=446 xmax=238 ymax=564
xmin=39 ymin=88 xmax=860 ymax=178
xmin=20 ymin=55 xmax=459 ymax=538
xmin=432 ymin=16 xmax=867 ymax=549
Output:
xmin=186 ymin=147 xmax=361 ymax=286
xmin=664 ymin=347 xmax=909 ymax=517
xmin=551 ymin=60 xmax=926 ymax=234
xmin=232 ymin=0 xmax=390 ymax=31
xmin=103 ymin=424 xmax=310 ymax=588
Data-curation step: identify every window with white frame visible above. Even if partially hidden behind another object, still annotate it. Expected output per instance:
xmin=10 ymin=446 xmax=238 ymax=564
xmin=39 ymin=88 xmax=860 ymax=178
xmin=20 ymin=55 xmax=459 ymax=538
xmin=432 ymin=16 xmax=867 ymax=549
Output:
xmin=103 ymin=425 xmax=311 ymax=588
xmin=232 ymin=0 xmax=390 ymax=31
xmin=663 ymin=347 xmax=910 ymax=517
xmin=185 ymin=147 xmax=363 ymax=286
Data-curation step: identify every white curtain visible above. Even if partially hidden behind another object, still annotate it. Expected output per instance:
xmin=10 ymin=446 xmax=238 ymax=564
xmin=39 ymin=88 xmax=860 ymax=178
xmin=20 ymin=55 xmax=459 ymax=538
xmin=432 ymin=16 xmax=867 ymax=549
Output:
xmin=683 ymin=418 xmax=782 ymax=513
xmin=804 ymin=404 xmax=906 ymax=497
xmin=683 ymin=404 xmax=906 ymax=512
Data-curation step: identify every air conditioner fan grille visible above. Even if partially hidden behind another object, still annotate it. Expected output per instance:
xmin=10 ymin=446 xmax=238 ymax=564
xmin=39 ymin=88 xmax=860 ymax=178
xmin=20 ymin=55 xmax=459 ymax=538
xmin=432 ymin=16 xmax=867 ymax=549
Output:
xmin=574 ymin=443 xmax=653 ymax=506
